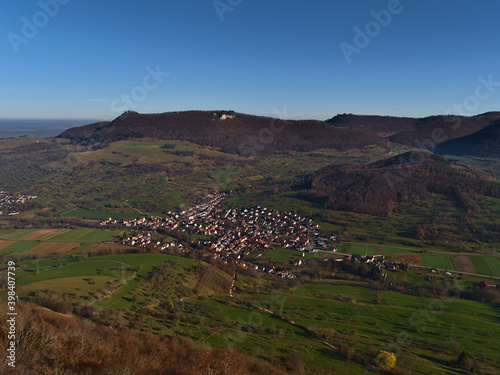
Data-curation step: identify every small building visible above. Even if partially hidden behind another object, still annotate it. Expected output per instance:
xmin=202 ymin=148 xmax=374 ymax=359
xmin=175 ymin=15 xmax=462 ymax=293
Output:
xmin=479 ymin=281 xmax=490 ymax=289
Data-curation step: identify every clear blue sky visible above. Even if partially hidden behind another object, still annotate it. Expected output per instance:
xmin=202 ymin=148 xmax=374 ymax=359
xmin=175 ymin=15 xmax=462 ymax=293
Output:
xmin=1 ymin=0 xmax=499 ymax=120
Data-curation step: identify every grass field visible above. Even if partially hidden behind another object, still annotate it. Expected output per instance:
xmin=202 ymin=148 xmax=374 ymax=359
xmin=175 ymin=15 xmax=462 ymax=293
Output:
xmin=0 ymin=240 xmax=39 ymax=255
xmin=61 ymin=208 xmax=141 ymax=219
xmin=4 ymin=246 xmax=499 ymax=374
xmin=421 ymin=254 xmax=456 ymax=270
xmin=93 ymin=253 xmax=198 ymax=309
xmin=0 ymin=229 xmax=38 ymax=239
xmin=243 ymin=281 xmax=500 ymax=374
xmin=470 ymin=256 xmax=500 ymax=278
xmin=16 ymin=260 xmax=135 ymax=288
xmin=261 ymin=247 xmax=333 ymax=260
xmin=173 ymin=279 xmax=500 ymax=374
xmin=17 ymin=276 xmax=115 ymax=299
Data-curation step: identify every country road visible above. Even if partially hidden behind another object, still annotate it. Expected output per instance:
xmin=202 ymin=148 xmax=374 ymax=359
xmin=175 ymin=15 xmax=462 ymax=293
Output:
xmin=409 ymin=264 xmax=500 ymax=280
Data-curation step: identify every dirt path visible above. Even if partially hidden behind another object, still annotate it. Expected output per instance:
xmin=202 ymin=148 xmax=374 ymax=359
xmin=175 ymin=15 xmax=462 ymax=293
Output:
xmin=122 ymin=200 xmax=148 ymax=216
xmin=229 ymin=271 xmax=338 ymax=353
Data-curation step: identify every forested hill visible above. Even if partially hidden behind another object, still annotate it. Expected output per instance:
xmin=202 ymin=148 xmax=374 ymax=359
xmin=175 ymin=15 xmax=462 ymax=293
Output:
xmin=58 ymin=110 xmax=387 ymax=154
xmin=297 ymin=151 xmax=500 ymax=216
xmin=327 ymin=112 xmax=500 ymax=149
xmin=435 ymin=121 xmax=500 ymax=158
xmin=326 ymin=114 xmax=417 ymax=136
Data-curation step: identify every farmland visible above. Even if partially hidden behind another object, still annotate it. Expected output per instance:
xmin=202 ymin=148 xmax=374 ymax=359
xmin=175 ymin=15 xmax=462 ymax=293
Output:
xmin=471 ymin=256 xmax=500 ymax=278
xmin=23 ymin=242 xmax=82 ymax=255
xmin=1 ymin=135 xmax=500 ymax=374
xmin=0 ymin=240 xmax=38 ymax=255
xmin=17 ymin=276 xmax=116 ymax=299
xmin=0 ymin=240 xmax=16 ymax=251
xmin=453 ymin=255 xmax=478 ymax=274
xmin=48 ymin=229 xmax=121 ymax=242
xmin=420 ymin=254 xmax=456 ymax=270
xmin=15 ymin=260 xmax=135 ymax=288
xmin=0 ymin=228 xmax=122 ymax=255
xmin=60 ymin=208 xmax=142 ymax=219
xmin=234 ymin=281 xmax=500 ymax=374
xmin=261 ymin=247 xmax=335 ymax=261
xmin=18 ymin=228 xmax=68 ymax=240
xmin=1 ymin=240 xmax=500 ymax=374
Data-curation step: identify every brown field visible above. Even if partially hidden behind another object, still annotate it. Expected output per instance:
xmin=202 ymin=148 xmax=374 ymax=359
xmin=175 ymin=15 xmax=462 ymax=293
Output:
xmin=23 ymin=242 xmax=81 ymax=255
xmin=453 ymin=255 xmax=477 ymax=273
xmin=389 ymin=254 xmax=422 ymax=265
xmin=84 ymin=243 xmax=133 ymax=254
xmin=375 ymin=246 xmax=384 ymax=255
xmin=0 ymin=240 xmax=16 ymax=251
xmin=20 ymin=229 xmax=69 ymax=240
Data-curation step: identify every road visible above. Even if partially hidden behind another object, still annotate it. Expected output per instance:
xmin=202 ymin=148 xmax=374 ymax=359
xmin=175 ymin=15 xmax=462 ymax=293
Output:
xmin=409 ymin=264 xmax=500 ymax=280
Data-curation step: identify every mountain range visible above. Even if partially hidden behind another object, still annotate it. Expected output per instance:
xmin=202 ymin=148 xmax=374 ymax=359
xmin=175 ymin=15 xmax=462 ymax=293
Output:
xmin=59 ymin=110 xmax=500 ymax=158
xmin=326 ymin=112 xmax=500 ymax=155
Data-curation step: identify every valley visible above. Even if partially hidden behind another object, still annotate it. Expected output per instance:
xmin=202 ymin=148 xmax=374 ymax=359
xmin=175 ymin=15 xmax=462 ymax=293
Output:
xmin=1 ymin=111 xmax=500 ymax=374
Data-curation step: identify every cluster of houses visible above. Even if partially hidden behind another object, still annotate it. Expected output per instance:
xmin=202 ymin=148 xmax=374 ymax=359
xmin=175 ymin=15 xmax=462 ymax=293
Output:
xmin=240 ymin=262 xmax=296 ymax=279
xmin=0 ymin=190 xmax=37 ymax=215
xmin=121 ymin=232 xmax=183 ymax=251
xmin=100 ymin=193 xmax=338 ymax=279
xmin=347 ymin=254 xmax=407 ymax=272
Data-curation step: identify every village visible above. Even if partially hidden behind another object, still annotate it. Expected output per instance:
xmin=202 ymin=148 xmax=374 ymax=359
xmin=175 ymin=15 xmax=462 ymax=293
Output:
xmin=0 ymin=190 xmax=37 ymax=215
xmin=100 ymin=193 xmax=338 ymax=278
xmin=99 ymin=193 xmax=416 ymax=279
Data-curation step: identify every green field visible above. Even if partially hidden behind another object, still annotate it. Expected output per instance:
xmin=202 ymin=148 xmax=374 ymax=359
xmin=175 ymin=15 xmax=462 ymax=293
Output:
xmin=471 ymin=256 xmax=500 ymax=278
xmin=261 ymin=247 xmax=333 ymax=260
xmin=339 ymin=242 xmax=379 ymax=255
xmin=15 ymin=260 xmax=135 ymax=288
xmin=17 ymin=276 xmax=116 ymax=299
xmin=93 ymin=253 xmax=198 ymax=309
xmin=49 ymin=229 xmax=121 ymax=242
xmin=3 ymin=246 xmax=499 ymax=374
xmin=0 ymin=240 xmax=39 ymax=254
xmin=244 ymin=282 xmax=500 ymax=374
xmin=421 ymin=254 xmax=456 ymax=270
xmin=172 ymin=279 xmax=500 ymax=374
xmin=61 ymin=208 xmax=141 ymax=219
xmin=0 ymin=229 xmax=38 ymax=239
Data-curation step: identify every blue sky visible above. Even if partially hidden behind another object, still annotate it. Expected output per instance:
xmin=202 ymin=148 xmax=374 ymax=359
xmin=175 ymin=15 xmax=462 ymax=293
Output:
xmin=1 ymin=0 xmax=499 ymax=120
